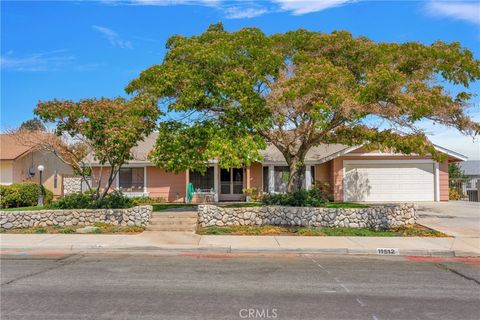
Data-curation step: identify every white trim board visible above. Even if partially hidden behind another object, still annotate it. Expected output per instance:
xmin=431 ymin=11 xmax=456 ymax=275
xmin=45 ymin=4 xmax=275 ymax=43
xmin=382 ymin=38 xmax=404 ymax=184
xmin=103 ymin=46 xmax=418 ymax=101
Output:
xmin=343 ymin=159 xmax=435 ymax=165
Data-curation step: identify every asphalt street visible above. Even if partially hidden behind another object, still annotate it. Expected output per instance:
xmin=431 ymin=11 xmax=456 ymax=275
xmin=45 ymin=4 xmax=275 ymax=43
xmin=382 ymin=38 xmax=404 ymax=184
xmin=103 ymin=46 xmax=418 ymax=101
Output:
xmin=1 ymin=252 xmax=479 ymax=320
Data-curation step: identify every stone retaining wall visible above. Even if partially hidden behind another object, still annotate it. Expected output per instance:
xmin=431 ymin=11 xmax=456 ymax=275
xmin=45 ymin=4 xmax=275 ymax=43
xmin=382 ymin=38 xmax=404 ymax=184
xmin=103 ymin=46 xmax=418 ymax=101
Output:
xmin=0 ymin=205 xmax=152 ymax=230
xmin=63 ymin=176 xmax=83 ymax=195
xmin=198 ymin=204 xmax=416 ymax=230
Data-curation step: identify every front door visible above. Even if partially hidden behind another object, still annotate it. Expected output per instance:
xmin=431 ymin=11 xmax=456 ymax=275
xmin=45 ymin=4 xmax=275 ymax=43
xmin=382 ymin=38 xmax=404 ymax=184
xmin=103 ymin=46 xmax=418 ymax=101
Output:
xmin=219 ymin=168 xmax=245 ymax=201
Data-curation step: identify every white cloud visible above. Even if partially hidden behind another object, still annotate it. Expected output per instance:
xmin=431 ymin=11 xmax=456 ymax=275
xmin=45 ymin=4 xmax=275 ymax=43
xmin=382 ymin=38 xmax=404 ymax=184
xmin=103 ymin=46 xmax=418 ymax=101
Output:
xmin=0 ymin=50 xmax=75 ymax=72
xmin=424 ymin=1 xmax=480 ymax=25
xmin=273 ymin=0 xmax=352 ymax=15
xmin=104 ymin=0 xmax=353 ymax=18
xmin=419 ymin=109 xmax=480 ymax=160
xmin=223 ymin=6 xmax=267 ymax=19
xmin=92 ymin=25 xmax=133 ymax=49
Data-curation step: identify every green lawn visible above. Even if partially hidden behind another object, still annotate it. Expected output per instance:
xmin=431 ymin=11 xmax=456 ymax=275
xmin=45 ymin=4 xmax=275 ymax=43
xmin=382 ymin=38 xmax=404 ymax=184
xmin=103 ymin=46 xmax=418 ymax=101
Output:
xmin=152 ymin=203 xmax=197 ymax=211
xmin=0 ymin=223 xmax=144 ymax=234
xmin=198 ymin=224 xmax=448 ymax=237
xmin=1 ymin=206 xmax=46 ymax=211
xmin=324 ymin=202 xmax=369 ymax=209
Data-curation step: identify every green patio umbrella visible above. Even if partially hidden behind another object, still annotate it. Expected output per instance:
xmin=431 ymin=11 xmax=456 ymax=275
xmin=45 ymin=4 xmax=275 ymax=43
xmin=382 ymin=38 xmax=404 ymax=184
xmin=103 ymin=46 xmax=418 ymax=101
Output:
xmin=186 ymin=182 xmax=195 ymax=203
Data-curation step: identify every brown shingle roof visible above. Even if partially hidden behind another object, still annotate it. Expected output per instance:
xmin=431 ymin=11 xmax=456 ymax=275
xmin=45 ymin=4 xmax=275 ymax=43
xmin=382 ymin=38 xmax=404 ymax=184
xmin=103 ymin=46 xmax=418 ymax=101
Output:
xmin=87 ymin=132 xmax=351 ymax=164
xmin=0 ymin=134 xmax=35 ymax=160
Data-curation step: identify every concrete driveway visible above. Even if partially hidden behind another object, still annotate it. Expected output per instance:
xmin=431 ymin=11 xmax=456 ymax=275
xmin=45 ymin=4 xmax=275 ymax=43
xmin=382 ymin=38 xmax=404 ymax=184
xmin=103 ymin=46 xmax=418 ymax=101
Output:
xmin=417 ymin=201 xmax=480 ymax=237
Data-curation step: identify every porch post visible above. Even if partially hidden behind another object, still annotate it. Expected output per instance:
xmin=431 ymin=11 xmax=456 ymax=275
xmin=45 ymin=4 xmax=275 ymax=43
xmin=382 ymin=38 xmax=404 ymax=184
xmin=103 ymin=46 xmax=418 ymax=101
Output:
xmin=305 ymin=165 xmax=312 ymax=190
xmin=268 ymin=165 xmax=275 ymax=193
xmin=213 ymin=163 xmax=219 ymax=202
xmin=434 ymin=162 xmax=440 ymax=202
xmin=185 ymin=169 xmax=189 ymax=203
xmin=245 ymin=166 xmax=251 ymax=189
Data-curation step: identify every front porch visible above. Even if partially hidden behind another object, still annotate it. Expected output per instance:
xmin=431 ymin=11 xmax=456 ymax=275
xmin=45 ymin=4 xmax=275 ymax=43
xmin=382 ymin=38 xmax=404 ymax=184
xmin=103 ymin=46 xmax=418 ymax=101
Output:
xmin=186 ymin=162 xmax=316 ymax=203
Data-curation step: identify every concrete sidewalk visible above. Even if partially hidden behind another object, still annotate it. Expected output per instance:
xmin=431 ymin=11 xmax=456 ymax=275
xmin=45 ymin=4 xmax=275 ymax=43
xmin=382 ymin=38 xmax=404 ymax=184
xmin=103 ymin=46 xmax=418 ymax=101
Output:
xmin=1 ymin=231 xmax=479 ymax=257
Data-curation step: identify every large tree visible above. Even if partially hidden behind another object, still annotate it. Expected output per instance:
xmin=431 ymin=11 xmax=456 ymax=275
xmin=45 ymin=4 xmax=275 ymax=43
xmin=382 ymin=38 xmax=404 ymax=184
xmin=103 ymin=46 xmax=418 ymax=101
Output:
xmin=35 ymin=97 xmax=158 ymax=199
xmin=127 ymin=24 xmax=480 ymax=192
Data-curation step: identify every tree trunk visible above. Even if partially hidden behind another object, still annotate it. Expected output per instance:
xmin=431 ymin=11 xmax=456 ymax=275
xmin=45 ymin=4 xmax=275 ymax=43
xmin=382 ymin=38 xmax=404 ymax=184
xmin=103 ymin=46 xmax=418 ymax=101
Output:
xmin=287 ymin=158 xmax=306 ymax=193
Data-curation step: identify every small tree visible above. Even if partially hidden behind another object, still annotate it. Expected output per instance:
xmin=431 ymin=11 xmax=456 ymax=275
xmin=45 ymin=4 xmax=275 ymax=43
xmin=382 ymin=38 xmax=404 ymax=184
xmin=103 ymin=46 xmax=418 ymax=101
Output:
xmin=35 ymin=97 xmax=158 ymax=199
xmin=449 ymin=163 xmax=466 ymax=179
xmin=127 ymin=24 xmax=480 ymax=192
xmin=19 ymin=118 xmax=46 ymax=132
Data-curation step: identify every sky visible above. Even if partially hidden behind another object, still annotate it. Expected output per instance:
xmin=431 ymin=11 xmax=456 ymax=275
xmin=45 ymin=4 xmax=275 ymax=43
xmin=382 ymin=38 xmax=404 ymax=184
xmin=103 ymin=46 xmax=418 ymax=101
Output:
xmin=1 ymin=0 xmax=479 ymax=159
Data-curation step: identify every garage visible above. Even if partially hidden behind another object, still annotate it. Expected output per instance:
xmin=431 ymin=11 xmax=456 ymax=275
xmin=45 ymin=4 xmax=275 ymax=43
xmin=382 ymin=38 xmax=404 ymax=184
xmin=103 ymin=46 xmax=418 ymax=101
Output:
xmin=343 ymin=160 xmax=436 ymax=202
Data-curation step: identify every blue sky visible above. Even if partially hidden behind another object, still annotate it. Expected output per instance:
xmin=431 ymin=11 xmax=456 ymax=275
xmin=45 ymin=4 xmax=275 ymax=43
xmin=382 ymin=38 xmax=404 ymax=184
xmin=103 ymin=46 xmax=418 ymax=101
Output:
xmin=1 ymin=0 xmax=479 ymax=159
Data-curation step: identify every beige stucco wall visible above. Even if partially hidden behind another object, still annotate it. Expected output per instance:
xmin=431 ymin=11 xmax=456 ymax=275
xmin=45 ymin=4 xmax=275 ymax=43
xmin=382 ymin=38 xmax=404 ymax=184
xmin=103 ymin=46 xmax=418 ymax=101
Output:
xmin=248 ymin=162 xmax=263 ymax=191
xmin=146 ymin=166 xmax=186 ymax=202
xmin=11 ymin=150 xmax=74 ymax=196
xmin=0 ymin=160 xmax=13 ymax=185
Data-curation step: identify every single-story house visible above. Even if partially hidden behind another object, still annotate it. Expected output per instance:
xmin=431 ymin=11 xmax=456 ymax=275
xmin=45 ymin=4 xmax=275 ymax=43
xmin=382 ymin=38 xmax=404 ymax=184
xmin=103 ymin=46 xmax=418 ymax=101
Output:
xmin=89 ymin=133 xmax=466 ymax=203
xmin=458 ymin=160 xmax=480 ymax=201
xmin=0 ymin=134 xmax=74 ymax=196
xmin=459 ymin=160 xmax=480 ymax=180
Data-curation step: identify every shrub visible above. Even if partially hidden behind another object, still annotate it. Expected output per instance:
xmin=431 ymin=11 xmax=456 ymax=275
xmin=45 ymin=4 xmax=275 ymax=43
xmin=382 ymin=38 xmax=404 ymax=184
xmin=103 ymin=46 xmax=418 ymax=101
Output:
xmin=243 ymin=188 xmax=261 ymax=202
xmin=262 ymin=187 xmax=328 ymax=207
xmin=49 ymin=191 xmax=133 ymax=209
xmin=131 ymin=196 xmax=166 ymax=206
xmin=0 ymin=182 xmax=53 ymax=208
xmin=449 ymin=188 xmax=462 ymax=200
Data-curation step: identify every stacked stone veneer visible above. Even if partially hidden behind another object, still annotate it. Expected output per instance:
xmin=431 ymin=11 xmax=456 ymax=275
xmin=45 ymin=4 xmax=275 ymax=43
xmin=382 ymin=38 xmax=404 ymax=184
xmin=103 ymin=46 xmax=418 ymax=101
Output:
xmin=0 ymin=205 xmax=152 ymax=230
xmin=198 ymin=204 xmax=416 ymax=230
xmin=63 ymin=176 xmax=83 ymax=195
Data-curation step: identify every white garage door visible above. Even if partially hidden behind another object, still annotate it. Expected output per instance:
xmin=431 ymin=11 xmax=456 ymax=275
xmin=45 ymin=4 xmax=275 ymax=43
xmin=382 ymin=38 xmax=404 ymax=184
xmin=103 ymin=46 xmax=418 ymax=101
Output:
xmin=343 ymin=161 xmax=435 ymax=202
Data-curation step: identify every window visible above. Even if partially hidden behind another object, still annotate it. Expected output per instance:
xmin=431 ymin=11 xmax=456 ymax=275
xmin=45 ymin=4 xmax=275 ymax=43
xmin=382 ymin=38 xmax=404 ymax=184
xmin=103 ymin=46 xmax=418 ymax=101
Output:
xmin=262 ymin=166 xmax=269 ymax=192
xmin=190 ymin=167 xmax=214 ymax=191
xmin=311 ymin=166 xmax=316 ymax=187
xmin=274 ymin=166 xmax=289 ymax=193
xmin=119 ymin=167 xmax=145 ymax=192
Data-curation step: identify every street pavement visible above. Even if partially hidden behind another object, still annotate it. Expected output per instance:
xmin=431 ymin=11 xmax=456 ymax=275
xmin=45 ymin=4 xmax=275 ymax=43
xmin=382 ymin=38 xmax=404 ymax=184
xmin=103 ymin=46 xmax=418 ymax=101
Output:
xmin=1 ymin=253 xmax=479 ymax=319
xmin=417 ymin=201 xmax=480 ymax=238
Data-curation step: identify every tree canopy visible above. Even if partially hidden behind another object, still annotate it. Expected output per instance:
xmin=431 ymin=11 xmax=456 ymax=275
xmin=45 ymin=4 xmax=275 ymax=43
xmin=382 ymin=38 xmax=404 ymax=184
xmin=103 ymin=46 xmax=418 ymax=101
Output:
xmin=19 ymin=118 xmax=46 ymax=132
xmin=127 ymin=23 xmax=480 ymax=191
xmin=35 ymin=97 xmax=158 ymax=199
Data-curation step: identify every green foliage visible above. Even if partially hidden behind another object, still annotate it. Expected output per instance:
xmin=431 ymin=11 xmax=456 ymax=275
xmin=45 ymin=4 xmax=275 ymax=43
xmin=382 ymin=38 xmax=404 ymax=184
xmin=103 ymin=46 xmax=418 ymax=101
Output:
xmin=128 ymin=24 xmax=479 ymax=191
xmin=58 ymin=228 xmax=76 ymax=234
xmin=130 ymin=196 xmax=167 ymax=206
xmin=49 ymin=191 xmax=133 ymax=209
xmin=0 ymin=183 xmax=53 ymax=208
xmin=262 ymin=187 xmax=329 ymax=207
xmin=152 ymin=203 xmax=196 ymax=211
xmin=243 ymin=188 xmax=261 ymax=202
xmin=324 ymin=202 xmax=369 ymax=209
xmin=449 ymin=163 xmax=466 ymax=179
xmin=199 ymin=224 xmax=447 ymax=237
xmin=34 ymin=97 xmax=159 ymax=199
xmin=19 ymin=118 xmax=46 ymax=131
xmin=34 ymin=228 xmax=47 ymax=234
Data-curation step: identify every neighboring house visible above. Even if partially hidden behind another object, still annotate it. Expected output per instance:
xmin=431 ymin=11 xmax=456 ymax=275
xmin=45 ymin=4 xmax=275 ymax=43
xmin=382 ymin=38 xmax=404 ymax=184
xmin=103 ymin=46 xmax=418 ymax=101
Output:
xmin=459 ymin=160 xmax=480 ymax=179
xmin=0 ymin=134 xmax=74 ymax=197
xmin=90 ymin=133 xmax=466 ymax=203
xmin=458 ymin=160 xmax=480 ymax=201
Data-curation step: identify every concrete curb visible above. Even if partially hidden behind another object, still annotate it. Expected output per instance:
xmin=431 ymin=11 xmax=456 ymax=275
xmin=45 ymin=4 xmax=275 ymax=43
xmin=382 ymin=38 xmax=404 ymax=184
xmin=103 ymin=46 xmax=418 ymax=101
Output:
xmin=1 ymin=245 xmax=473 ymax=257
